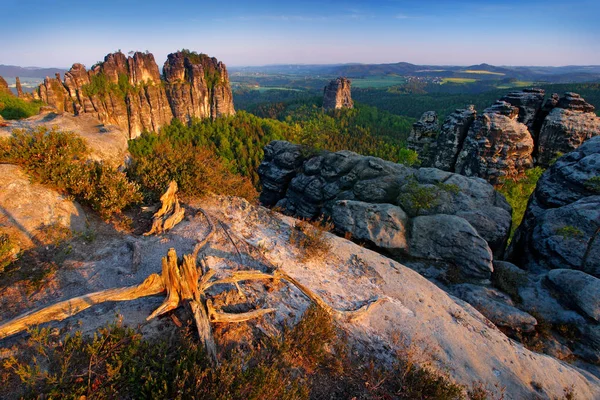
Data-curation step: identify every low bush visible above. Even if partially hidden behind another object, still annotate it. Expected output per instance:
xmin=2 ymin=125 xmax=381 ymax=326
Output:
xmin=0 ymin=92 xmax=44 ymax=120
xmin=289 ymin=220 xmax=332 ymax=262
xmin=497 ymin=167 xmax=544 ymax=240
xmin=1 ymin=127 xmax=142 ymax=218
xmin=127 ymin=137 xmax=257 ymax=203
xmin=1 ymin=305 xmax=466 ymax=400
xmin=0 ymin=232 xmax=17 ymax=273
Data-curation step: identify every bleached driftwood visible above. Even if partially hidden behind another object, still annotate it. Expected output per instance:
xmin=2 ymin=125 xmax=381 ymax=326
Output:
xmin=144 ymin=181 xmax=185 ymax=236
xmin=0 ymin=205 xmax=384 ymax=363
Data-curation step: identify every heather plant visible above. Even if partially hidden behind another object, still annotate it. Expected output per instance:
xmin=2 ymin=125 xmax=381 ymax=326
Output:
xmin=1 ymin=127 xmax=142 ymax=218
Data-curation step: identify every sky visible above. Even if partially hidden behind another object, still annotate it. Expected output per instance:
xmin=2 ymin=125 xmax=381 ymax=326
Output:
xmin=1 ymin=0 xmax=599 ymax=68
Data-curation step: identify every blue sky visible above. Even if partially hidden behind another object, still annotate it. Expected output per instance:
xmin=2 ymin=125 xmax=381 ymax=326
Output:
xmin=1 ymin=0 xmax=598 ymax=68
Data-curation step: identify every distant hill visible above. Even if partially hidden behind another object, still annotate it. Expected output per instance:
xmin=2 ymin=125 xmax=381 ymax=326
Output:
xmin=231 ymin=63 xmax=600 ymax=83
xmin=0 ymin=65 xmax=67 ymax=79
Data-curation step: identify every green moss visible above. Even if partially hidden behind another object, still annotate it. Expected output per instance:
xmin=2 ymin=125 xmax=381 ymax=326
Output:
xmin=585 ymin=176 xmax=600 ymax=193
xmin=555 ymin=226 xmax=584 ymax=240
xmin=0 ymin=92 xmax=44 ymax=120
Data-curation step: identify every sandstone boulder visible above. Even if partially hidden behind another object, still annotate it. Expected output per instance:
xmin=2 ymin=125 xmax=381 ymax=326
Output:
xmin=455 ymin=101 xmax=534 ymax=184
xmin=509 ymin=136 xmax=600 ymax=276
xmin=537 ymin=93 xmax=600 ymax=167
xmin=500 ymin=88 xmax=545 ymax=133
xmin=259 ymin=141 xmax=512 ymax=278
xmin=453 ymin=283 xmax=537 ymax=332
xmin=432 ymin=106 xmax=476 ymax=171
xmin=547 ymin=269 xmax=600 ymax=322
xmin=0 ymin=164 xmax=87 ymax=247
xmin=328 ymin=200 xmax=408 ymax=251
xmin=407 ymin=111 xmax=440 ymax=166
xmin=408 ymin=215 xmax=494 ymax=281
xmin=323 ymin=77 xmax=353 ymax=111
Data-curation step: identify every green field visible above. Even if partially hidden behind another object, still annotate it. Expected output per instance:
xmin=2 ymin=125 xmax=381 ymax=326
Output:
xmin=351 ymin=76 xmax=407 ymax=88
xmin=496 ymin=81 xmax=535 ymax=89
xmin=442 ymin=78 xmax=477 ymax=84
xmin=462 ymin=70 xmax=506 ymax=76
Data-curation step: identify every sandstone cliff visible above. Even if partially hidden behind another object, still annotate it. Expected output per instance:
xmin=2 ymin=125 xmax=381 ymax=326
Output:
xmin=0 ymin=76 xmax=9 ymax=94
xmin=407 ymin=111 xmax=439 ymax=166
xmin=537 ymin=92 xmax=600 ymax=167
xmin=323 ymin=77 xmax=353 ymax=111
xmin=455 ymin=101 xmax=534 ymax=184
xmin=415 ymin=90 xmax=598 ymax=185
xmin=35 ymin=50 xmax=235 ymax=139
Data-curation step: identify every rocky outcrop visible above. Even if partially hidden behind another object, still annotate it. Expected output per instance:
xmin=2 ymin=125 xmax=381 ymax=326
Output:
xmin=323 ymin=77 xmax=353 ymax=111
xmin=0 ymin=76 xmax=9 ymax=94
xmin=15 ymin=77 xmax=23 ymax=98
xmin=36 ymin=50 xmax=235 ymax=139
xmin=454 ymin=101 xmax=534 ymax=184
xmin=259 ymin=140 xmax=512 ymax=281
xmin=509 ymin=136 xmax=600 ymax=277
xmin=548 ymin=269 xmax=600 ymax=322
xmin=0 ymin=164 xmax=87 ymax=247
xmin=537 ymin=93 xmax=600 ymax=167
xmin=432 ymin=106 xmax=476 ymax=171
xmin=415 ymin=90 xmax=598 ymax=185
xmin=163 ymin=51 xmax=235 ymax=122
xmin=407 ymin=111 xmax=439 ymax=166
xmin=500 ymin=88 xmax=545 ymax=133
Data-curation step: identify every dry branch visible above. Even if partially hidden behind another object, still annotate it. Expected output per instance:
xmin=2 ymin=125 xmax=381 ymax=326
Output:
xmin=144 ymin=181 xmax=185 ymax=236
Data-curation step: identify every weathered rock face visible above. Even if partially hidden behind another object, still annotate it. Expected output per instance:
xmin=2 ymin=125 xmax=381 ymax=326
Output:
xmin=36 ymin=50 xmax=235 ymax=139
xmin=454 ymin=101 xmax=534 ymax=184
xmin=509 ymin=136 xmax=600 ymax=277
xmin=548 ymin=269 xmax=600 ymax=322
xmin=0 ymin=76 xmax=9 ymax=94
xmin=537 ymin=93 xmax=600 ymax=167
xmin=163 ymin=51 xmax=235 ymax=122
xmin=0 ymin=164 xmax=87 ymax=247
xmin=323 ymin=77 xmax=353 ymax=111
xmin=14 ymin=77 xmax=23 ymax=98
xmin=407 ymin=111 xmax=439 ymax=166
xmin=432 ymin=106 xmax=476 ymax=171
xmin=259 ymin=140 xmax=513 ymax=281
xmin=500 ymin=88 xmax=545 ymax=133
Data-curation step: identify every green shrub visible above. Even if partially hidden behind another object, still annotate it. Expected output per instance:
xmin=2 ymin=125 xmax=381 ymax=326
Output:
xmin=127 ymin=137 xmax=257 ymax=202
xmin=497 ymin=167 xmax=545 ymax=240
xmin=0 ymin=92 xmax=44 ymax=120
xmin=289 ymin=220 xmax=332 ymax=262
xmin=1 ymin=305 xmax=467 ymax=400
xmin=1 ymin=127 xmax=141 ymax=218
xmin=397 ymin=148 xmax=420 ymax=166
xmin=0 ymin=232 xmax=17 ymax=272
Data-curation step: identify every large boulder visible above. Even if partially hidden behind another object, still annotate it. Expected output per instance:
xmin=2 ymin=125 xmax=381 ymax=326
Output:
xmin=0 ymin=164 xmax=87 ymax=247
xmin=259 ymin=141 xmax=513 ymax=272
xmin=453 ymin=283 xmax=538 ymax=332
xmin=537 ymin=93 xmax=600 ymax=167
xmin=509 ymin=136 xmax=600 ymax=276
xmin=328 ymin=200 xmax=408 ymax=252
xmin=432 ymin=106 xmax=476 ymax=171
xmin=407 ymin=111 xmax=440 ymax=167
xmin=409 ymin=215 xmax=493 ymax=281
xmin=547 ymin=269 xmax=600 ymax=322
xmin=455 ymin=101 xmax=534 ymax=184
xmin=500 ymin=88 xmax=545 ymax=134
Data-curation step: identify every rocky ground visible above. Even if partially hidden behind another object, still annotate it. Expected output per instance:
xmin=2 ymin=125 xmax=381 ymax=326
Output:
xmin=0 ymin=177 xmax=599 ymax=398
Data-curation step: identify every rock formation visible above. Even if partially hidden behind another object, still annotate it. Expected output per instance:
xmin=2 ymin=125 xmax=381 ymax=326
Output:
xmin=432 ymin=106 xmax=476 ymax=171
xmin=500 ymin=88 xmax=545 ymax=133
xmin=509 ymin=136 xmax=600 ymax=277
xmin=413 ymin=90 xmax=598 ymax=185
xmin=0 ymin=75 xmax=11 ymax=94
xmin=537 ymin=92 xmax=600 ymax=167
xmin=454 ymin=101 xmax=534 ymax=184
xmin=163 ymin=51 xmax=235 ymax=122
xmin=35 ymin=50 xmax=235 ymax=139
xmin=258 ymin=140 xmax=513 ymax=281
xmin=407 ymin=111 xmax=439 ymax=166
xmin=323 ymin=77 xmax=353 ymax=111
xmin=15 ymin=77 xmax=23 ymax=97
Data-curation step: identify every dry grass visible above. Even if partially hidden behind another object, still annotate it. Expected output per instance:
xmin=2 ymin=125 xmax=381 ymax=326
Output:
xmin=289 ymin=219 xmax=333 ymax=262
